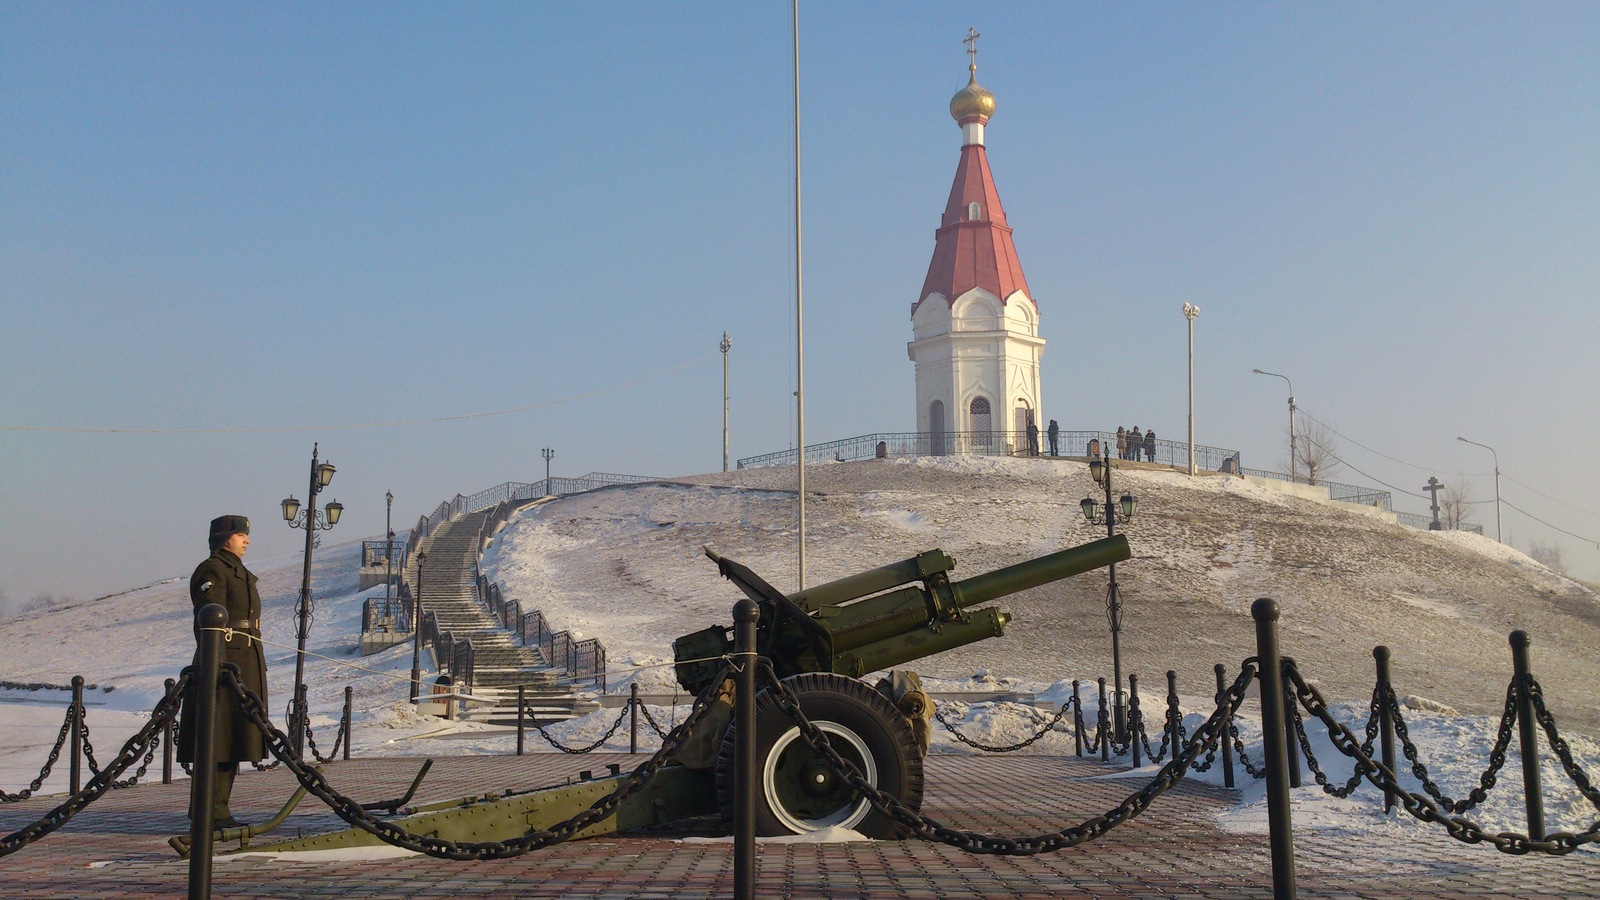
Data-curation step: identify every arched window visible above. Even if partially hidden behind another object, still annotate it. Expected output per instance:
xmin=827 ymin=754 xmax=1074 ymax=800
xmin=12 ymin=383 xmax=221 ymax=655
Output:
xmin=969 ymin=396 xmax=992 ymax=450
xmin=929 ymin=400 xmax=946 ymax=456
xmin=967 ymin=201 xmax=982 ymax=221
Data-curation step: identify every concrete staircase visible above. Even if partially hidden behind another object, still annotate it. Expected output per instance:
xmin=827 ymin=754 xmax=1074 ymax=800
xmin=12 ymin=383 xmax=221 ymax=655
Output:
xmin=408 ymin=509 xmax=599 ymax=723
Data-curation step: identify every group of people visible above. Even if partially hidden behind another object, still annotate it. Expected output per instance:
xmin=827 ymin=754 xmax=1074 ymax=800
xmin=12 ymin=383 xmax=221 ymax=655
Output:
xmin=1023 ymin=417 xmax=1063 ymax=457
xmin=1115 ymin=425 xmax=1158 ymax=462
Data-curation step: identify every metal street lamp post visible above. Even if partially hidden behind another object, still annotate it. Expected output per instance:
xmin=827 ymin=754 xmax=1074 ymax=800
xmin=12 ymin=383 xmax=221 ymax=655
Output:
xmin=384 ymin=491 xmax=394 ymax=607
xmin=1081 ymin=449 xmax=1138 ymax=743
xmin=541 ymin=448 xmax=555 ymax=495
xmin=1183 ymin=304 xmax=1200 ymax=475
xmin=410 ymin=551 xmax=426 ymax=702
xmin=1457 ymin=436 xmax=1503 ymax=542
xmin=281 ymin=443 xmax=342 ymax=757
xmin=1252 ymin=369 xmax=1296 ymax=483
xmin=721 ymin=331 xmax=732 ymax=472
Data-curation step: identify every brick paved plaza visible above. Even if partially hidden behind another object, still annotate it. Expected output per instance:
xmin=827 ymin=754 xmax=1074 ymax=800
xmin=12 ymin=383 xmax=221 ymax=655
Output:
xmin=2 ymin=753 xmax=1592 ymax=898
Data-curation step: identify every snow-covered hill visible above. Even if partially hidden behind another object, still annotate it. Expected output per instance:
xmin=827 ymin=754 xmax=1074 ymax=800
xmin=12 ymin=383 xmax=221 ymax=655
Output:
xmin=2 ymin=455 xmax=1596 ymax=851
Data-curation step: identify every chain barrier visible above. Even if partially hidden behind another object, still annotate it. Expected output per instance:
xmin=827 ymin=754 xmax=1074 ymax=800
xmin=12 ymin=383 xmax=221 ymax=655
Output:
xmin=760 ymin=659 xmax=1260 ymax=855
xmin=1389 ymin=680 xmax=1516 ymax=814
xmin=0 ymin=673 xmax=189 ymax=858
xmin=221 ymin=663 xmax=729 ymax=859
xmin=931 ymin=698 xmax=1076 ymax=753
xmin=1073 ymin=701 xmax=1102 ymax=754
xmin=526 ymin=704 xmax=632 ymax=754
xmin=79 ymin=716 xmax=163 ymax=790
xmin=304 ymin=716 xmax=345 ymax=765
xmin=1229 ymin=718 xmax=1267 ymax=780
xmin=1527 ymin=677 xmax=1600 ymax=812
xmin=1285 ymin=662 xmax=1598 ymax=855
xmin=1289 ymin=684 xmax=1379 ymax=799
xmin=1133 ymin=706 xmax=1171 ymax=763
xmin=0 ymin=708 xmax=75 ymax=803
xmin=636 ymin=701 xmax=673 ymax=740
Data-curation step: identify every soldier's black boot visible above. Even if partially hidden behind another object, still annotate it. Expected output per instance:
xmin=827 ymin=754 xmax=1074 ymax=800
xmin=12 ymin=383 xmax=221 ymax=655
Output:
xmin=212 ymin=763 xmax=243 ymax=829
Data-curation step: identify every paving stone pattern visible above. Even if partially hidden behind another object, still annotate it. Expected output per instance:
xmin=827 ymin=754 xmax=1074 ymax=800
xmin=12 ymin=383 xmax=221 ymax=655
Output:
xmin=1 ymin=754 xmax=1593 ymax=898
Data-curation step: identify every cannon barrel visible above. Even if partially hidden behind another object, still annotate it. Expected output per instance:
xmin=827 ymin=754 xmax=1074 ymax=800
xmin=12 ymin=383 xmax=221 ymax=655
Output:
xmin=950 ymin=534 xmax=1130 ymax=609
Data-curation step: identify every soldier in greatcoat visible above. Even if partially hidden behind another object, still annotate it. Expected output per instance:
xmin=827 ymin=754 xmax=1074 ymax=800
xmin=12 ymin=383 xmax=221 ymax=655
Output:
xmin=176 ymin=514 xmax=267 ymax=828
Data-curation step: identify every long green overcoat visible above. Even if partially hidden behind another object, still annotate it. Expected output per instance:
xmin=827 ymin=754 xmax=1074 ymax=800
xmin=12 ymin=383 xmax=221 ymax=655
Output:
xmin=176 ymin=548 xmax=269 ymax=763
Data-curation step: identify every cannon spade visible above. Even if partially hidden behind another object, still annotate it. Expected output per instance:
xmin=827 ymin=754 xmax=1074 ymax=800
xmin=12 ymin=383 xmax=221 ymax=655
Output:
xmin=231 ymin=534 xmax=1130 ymax=853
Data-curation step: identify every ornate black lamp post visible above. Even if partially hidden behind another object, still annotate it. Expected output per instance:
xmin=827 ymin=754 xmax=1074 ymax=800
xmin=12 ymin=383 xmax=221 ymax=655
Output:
xmin=1081 ymin=449 xmax=1137 ymax=742
xmin=541 ymin=447 xmax=555 ymax=495
xmin=281 ymin=443 xmax=341 ymax=757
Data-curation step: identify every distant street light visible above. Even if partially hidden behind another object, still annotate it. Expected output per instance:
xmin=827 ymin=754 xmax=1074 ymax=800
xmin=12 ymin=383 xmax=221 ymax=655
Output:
xmin=282 ymin=443 xmax=341 ymax=757
xmin=721 ymin=331 xmax=732 ymax=472
xmin=1252 ymin=369 xmax=1297 ymax=483
xmin=1082 ymin=448 xmax=1137 ymax=743
xmin=541 ymin=447 xmax=555 ymax=495
xmin=384 ymin=491 xmax=395 ymax=606
xmin=1457 ymin=436 xmax=1503 ymax=542
xmin=1183 ymin=304 xmax=1200 ymax=476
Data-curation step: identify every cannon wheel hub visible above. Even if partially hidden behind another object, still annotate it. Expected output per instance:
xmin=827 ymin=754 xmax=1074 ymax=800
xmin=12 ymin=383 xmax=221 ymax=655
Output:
xmin=715 ymin=671 xmax=923 ymax=838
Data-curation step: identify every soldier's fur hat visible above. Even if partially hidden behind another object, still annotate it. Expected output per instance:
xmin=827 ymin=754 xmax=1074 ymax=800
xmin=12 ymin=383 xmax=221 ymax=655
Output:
xmin=208 ymin=515 xmax=250 ymax=551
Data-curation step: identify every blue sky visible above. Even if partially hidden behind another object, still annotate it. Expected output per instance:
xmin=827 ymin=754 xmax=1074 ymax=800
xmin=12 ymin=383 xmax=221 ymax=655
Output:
xmin=3 ymin=2 xmax=1597 ymax=605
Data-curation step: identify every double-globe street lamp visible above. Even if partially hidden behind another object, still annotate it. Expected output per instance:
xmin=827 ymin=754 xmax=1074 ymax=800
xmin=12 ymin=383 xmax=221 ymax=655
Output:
xmin=1183 ymin=304 xmax=1200 ymax=476
xmin=1081 ymin=450 xmax=1138 ymax=742
xmin=281 ymin=443 xmax=342 ymax=757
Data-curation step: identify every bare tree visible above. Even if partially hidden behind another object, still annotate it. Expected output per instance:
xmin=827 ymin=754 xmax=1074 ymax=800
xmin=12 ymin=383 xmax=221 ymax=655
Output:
xmin=1529 ymin=541 xmax=1567 ymax=575
xmin=1441 ymin=476 xmax=1475 ymax=530
xmin=1289 ymin=416 xmax=1342 ymax=486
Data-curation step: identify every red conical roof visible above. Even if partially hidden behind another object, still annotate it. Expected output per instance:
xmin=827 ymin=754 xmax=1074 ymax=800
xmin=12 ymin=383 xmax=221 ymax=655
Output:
xmin=915 ymin=142 xmax=1033 ymax=316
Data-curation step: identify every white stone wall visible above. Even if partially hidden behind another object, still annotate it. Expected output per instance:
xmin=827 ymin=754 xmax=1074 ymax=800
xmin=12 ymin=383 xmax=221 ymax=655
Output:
xmin=909 ymin=287 xmax=1044 ymax=443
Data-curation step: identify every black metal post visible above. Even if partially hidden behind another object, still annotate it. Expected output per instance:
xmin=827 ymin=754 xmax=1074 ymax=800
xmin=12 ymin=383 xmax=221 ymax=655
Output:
xmin=410 ymin=552 xmax=426 ymax=701
xmin=164 ymin=677 xmax=176 ymax=785
xmin=629 ymin=682 xmax=639 ymax=755
xmin=1071 ymin=679 xmax=1082 ymax=758
xmin=188 ymin=603 xmax=227 ymax=900
xmin=1252 ymin=598 xmax=1297 ymax=900
xmin=516 ymin=686 xmax=525 ymax=756
xmin=1374 ymin=646 xmax=1397 ymax=813
xmin=291 ymin=444 xmax=325 ymax=759
xmin=342 ymin=686 xmax=353 ymax=761
xmin=1167 ymin=670 xmax=1181 ymax=763
xmin=733 ymin=598 xmax=759 ymax=900
xmin=1128 ymin=674 xmax=1142 ymax=768
xmin=295 ymin=683 xmax=309 ymax=758
xmin=1097 ymin=678 xmax=1110 ymax=763
xmin=1510 ymin=630 xmax=1544 ymax=840
xmin=1215 ymin=664 xmax=1235 ymax=789
xmin=69 ymin=675 xmax=84 ymax=796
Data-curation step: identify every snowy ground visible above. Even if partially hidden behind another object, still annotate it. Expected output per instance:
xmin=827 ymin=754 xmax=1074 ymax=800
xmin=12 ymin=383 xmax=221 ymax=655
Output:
xmin=3 ymin=456 xmax=1596 ymax=857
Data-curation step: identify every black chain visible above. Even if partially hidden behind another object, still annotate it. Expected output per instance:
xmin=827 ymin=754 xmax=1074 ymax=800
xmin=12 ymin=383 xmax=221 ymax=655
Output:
xmin=305 ymin=715 xmax=345 ymax=764
xmin=1526 ymin=677 xmax=1600 ymax=812
xmin=1289 ymin=686 xmax=1377 ymax=799
xmin=80 ymin=717 xmax=162 ymax=790
xmin=1390 ymin=681 xmax=1515 ymax=814
xmin=0 ymin=707 xmax=76 ymax=803
xmin=636 ymin=701 xmax=673 ymax=740
xmin=1229 ymin=718 xmax=1267 ymax=780
xmin=526 ymin=704 xmax=632 ymax=754
xmin=758 ymin=658 xmax=1260 ymax=855
xmin=221 ymin=664 xmax=729 ymax=859
xmin=1285 ymin=661 xmax=1598 ymax=855
xmin=931 ymin=699 xmax=1076 ymax=753
xmin=1 ymin=674 xmax=189 ymax=858
xmin=1074 ymin=700 xmax=1102 ymax=754
xmin=1133 ymin=706 xmax=1171 ymax=763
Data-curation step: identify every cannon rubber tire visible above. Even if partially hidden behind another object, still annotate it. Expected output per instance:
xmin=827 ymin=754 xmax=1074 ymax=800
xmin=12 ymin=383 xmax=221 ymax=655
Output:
xmin=715 ymin=672 xmax=924 ymax=838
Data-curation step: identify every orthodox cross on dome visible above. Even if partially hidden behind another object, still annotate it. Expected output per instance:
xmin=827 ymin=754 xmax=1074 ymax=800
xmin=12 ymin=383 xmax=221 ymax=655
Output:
xmin=964 ymin=27 xmax=981 ymax=72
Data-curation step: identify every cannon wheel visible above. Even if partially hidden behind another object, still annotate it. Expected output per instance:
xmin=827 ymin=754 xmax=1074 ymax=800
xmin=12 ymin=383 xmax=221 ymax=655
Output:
xmin=715 ymin=672 xmax=923 ymax=838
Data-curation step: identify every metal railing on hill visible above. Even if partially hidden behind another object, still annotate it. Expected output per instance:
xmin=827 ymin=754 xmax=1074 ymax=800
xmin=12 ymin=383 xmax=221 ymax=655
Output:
xmin=1238 ymin=466 xmax=1395 ymax=511
xmin=402 ymin=473 xmax=659 ymax=563
xmin=1395 ymin=510 xmax=1485 ymax=535
xmin=737 ymin=430 xmax=1241 ymax=473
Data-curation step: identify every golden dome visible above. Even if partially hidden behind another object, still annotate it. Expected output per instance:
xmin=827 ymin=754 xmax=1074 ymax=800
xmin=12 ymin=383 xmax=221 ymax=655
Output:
xmin=949 ymin=67 xmax=996 ymax=121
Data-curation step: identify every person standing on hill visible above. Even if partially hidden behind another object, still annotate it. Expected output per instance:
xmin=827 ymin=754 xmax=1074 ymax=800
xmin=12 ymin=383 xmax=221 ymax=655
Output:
xmin=1116 ymin=426 xmax=1127 ymax=460
xmin=176 ymin=515 xmax=268 ymax=830
xmin=1026 ymin=416 xmax=1040 ymax=456
xmin=1047 ymin=419 xmax=1060 ymax=457
xmin=1129 ymin=427 xmax=1143 ymax=460
xmin=1144 ymin=428 xmax=1157 ymax=462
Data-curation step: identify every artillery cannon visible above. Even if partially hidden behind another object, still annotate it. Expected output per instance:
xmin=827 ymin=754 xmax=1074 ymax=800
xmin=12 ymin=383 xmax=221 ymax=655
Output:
xmin=227 ymin=534 xmax=1129 ymax=854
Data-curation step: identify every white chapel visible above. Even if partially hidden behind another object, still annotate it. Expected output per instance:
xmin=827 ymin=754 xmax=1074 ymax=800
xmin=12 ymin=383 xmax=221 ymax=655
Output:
xmin=907 ymin=46 xmax=1045 ymax=456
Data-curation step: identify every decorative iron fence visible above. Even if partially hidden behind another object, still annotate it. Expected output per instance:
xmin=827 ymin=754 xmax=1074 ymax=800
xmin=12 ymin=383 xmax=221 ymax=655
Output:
xmin=1395 ymin=510 xmax=1485 ymax=535
xmin=737 ymin=430 xmax=1242 ymax=473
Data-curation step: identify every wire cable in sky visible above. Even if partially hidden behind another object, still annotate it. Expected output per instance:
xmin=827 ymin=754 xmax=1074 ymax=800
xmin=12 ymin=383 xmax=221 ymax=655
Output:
xmin=1502 ymin=474 xmax=1600 ymax=523
xmin=1501 ymin=499 xmax=1600 ymax=549
xmin=0 ymin=350 xmax=718 ymax=434
xmin=1296 ymin=409 xmax=1483 ymax=478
